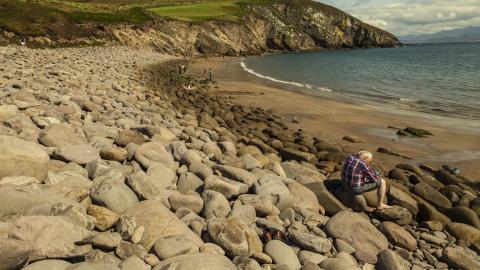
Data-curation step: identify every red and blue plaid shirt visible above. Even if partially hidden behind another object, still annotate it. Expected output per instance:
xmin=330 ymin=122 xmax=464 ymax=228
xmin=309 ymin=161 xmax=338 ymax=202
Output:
xmin=342 ymin=155 xmax=380 ymax=187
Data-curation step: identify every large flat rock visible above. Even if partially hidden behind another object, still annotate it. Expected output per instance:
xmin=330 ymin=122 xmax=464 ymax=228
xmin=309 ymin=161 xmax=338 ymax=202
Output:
xmin=0 ymin=135 xmax=50 ymax=180
xmin=124 ymin=200 xmax=203 ymax=250
xmin=325 ymin=211 xmax=388 ymax=264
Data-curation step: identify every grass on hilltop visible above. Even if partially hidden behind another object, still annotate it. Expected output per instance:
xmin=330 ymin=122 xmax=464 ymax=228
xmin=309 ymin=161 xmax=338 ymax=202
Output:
xmin=149 ymin=1 xmax=245 ymax=22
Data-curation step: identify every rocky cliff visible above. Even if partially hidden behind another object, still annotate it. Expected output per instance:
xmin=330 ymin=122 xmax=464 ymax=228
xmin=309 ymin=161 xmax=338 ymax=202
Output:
xmin=110 ymin=3 xmax=399 ymax=56
xmin=0 ymin=2 xmax=399 ymax=56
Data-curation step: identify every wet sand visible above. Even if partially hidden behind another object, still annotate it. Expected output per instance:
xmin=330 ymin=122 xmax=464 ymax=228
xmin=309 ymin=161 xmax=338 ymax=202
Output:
xmin=191 ymin=57 xmax=480 ymax=180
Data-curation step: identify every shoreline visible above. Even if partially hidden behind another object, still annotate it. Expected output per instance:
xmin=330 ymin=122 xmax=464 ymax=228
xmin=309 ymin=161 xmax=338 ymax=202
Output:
xmin=190 ymin=56 xmax=480 ymax=179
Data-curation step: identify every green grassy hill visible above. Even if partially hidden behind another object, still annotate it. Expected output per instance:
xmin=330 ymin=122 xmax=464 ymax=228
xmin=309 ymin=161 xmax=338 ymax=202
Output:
xmin=0 ymin=0 xmax=399 ymax=53
xmin=0 ymin=0 xmax=358 ymax=36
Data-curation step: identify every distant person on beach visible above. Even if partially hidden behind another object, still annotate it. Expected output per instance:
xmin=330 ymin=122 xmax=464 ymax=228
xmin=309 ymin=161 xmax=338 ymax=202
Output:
xmin=341 ymin=150 xmax=390 ymax=210
xmin=179 ymin=64 xmax=186 ymax=74
xmin=19 ymin=36 xmax=26 ymax=46
xmin=208 ymin=68 xmax=213 ymax=81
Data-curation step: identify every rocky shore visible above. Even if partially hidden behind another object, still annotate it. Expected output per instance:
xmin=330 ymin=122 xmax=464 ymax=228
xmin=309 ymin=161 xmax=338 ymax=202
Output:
xmin=0 ymin=44 xmax=479 ymax=270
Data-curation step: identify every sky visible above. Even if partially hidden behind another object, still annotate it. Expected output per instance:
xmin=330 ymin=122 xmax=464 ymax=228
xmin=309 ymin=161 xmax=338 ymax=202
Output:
xmin=319 ymin=0 xmax=480 ymax=36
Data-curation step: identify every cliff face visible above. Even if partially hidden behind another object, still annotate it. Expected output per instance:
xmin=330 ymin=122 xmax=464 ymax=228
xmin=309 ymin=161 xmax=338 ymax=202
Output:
xmin=109 ymin=4 xmax=399 ymax=56
xmin=1 ymin=3 xmax=399 ymax=55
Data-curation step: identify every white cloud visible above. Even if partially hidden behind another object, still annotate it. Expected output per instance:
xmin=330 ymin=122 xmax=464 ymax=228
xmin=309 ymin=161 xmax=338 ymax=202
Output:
xmin=319 ymin=0 xmax=480 ymax=35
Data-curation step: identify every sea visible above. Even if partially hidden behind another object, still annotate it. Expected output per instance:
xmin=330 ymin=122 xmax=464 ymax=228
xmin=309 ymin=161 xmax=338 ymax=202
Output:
xmin=240 ymin=42 xmax=480 ymax=119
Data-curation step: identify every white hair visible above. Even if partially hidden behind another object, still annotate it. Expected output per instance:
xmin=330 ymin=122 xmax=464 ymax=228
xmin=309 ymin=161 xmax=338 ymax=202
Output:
xmin=356 ymin=150 xmax=373 ymax=160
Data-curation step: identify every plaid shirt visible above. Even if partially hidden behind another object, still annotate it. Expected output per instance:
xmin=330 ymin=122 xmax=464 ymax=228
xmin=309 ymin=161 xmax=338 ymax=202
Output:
xmin=342 ymin=155 xmax=380 ymax=187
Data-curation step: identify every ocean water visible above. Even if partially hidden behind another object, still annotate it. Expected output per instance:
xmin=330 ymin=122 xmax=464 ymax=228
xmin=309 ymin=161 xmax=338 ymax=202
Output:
xmin=241 ymin=42 xmax=480 ymax=119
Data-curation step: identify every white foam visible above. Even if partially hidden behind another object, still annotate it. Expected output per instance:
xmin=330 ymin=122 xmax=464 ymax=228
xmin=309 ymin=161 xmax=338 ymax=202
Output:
xmin=399 ymin=97 xmax=415 ymax=102
xmin=316 ymin=86 xmax=333 ymax=92
xmin=240 ymin=60 xmax=332 ymax=92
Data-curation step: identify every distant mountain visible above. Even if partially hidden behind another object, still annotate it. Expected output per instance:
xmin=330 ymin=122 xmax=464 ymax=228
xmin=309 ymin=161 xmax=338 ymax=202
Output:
xmin=400 ymin=26 xmax=480 ymax=43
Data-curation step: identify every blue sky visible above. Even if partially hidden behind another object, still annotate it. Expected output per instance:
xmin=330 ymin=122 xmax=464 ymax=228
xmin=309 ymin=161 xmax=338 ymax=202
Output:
xmin=320 ymin=0 xmax=480 ymax=36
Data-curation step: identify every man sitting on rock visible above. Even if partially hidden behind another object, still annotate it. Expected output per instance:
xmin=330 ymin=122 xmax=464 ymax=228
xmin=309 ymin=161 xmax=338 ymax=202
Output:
xmin=342 ymin=150 xmax=390 ymax=210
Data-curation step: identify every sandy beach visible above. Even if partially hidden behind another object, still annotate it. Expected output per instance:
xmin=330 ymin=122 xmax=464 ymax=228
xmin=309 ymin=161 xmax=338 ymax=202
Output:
xmin=191 ymin=57 xmax=480 ymax=180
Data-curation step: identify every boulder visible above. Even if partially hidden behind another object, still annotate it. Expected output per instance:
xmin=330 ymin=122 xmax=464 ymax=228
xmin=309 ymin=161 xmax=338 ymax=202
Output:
xmin=169 ymin=192 xmax=204 ymax=214
xmin=91 ymin=232 xmax=122 ymax=250
xmin=443 ymin=206 xmax=480 ymax=229
xmin=388 ymin=186 xmax=418 ymax=216
xmin=54 ymin=144 xmax=100 ymax=165
xmin=299 ymin=250 xmax=327 ymax=265
xmin=0 ymin=239 xmax=32 ymax=270
xmin=0 ymin=135 xmax=50 ymax=180
xmin=387 ymin=169 xmax=409 ymax=184
xmin=188 ymin=161 xmax=213 ymax=180
xmin=228 ymin=204 xmax=256 ymax=225
xmin=212 ymin=165 xmax=259 ymax=187
xmin=286 ymin=182 xmax=319 ymax=214
xmin=378 ymin=221 xmax=417 ymax=251
xmin=334 ymin=239 xmax=355 ymax=254
xmin=280 ymin=148 xmax=317 ymax=163
xmin=151 ymin=127 xmax=176 ymax=145
xmin=375 ymin=206 xmax=412 ymax=225
xmin=87 ymin=205 xmax=119 ymax=231
xmin=198 ymin=113 xmax=220 ymax=130
xmin=90 ymin=170 xmax=139 ymax=214
xmin=442 ymin=246 xmax=480 ymax=270
xmin=375 ymin=249 xmax=409 ymax=270
xmin=417 ymin=202 xmax=451 ymax=225
xmin=225 ymin=154 xmax=262 ymax=171
xmin=135 ymin=142 xmax=175 ymax=169
xmin=265 ymin=240 xmax=301 ymax=270
xmin=179 ymin=150 xmax=202 ymax=166
xmin=238 ymin=194 xmax=280 ymax=217
xmin=304 ymin=182 xmax=347 ymax=215
xmin=254 ymin=175 xmax=294 ymax=211
xmin=201 ymin=141 xmax=222 ymax=160
xmin=115 ymin=241 xmax=147 ymax=260
xmin=38 ymin=124 xmax=86 ymax=147
xmin=177 ymin=172 xmax=204 ymax=194
xmin=446 ymin=222 xmax=480 ymax=243
xmin=434 ymin=170 xmax=466 ymax=185
xmin=204 ymin=175 xmax=249 ymax=199
xmin=202 ymin=190 xmax=231 ymax=220
xmin=207 ymin=218 xmax=262 ymax=257
xmin=281 ymin=161 xmax=326 ymax=181
xmin=218 ymin=141 xmax=237 ymax=157
xmin=290 ymin=231 xmax=332 ymax=253
xmin=100 ymin=148 xmax=128 ymax=162
xmin=152 ymin=253 xmax=236 ymax=270
xmin=413 ymin=182 xmax=452 ymax=209
xmin=9 ymin=216 xmax=93 ymax=261
xmin=115 ymin=130 xmax=145 ymax=147
xmin=325 ymin=211 xmax=388 ymax=264
xmin=123 ymin=200 xmax=203 ymax=250
xmin=153 ymin=234 xmax=199 ymax=260
xmin=167 ymin=141 xmax=189 ymax=161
